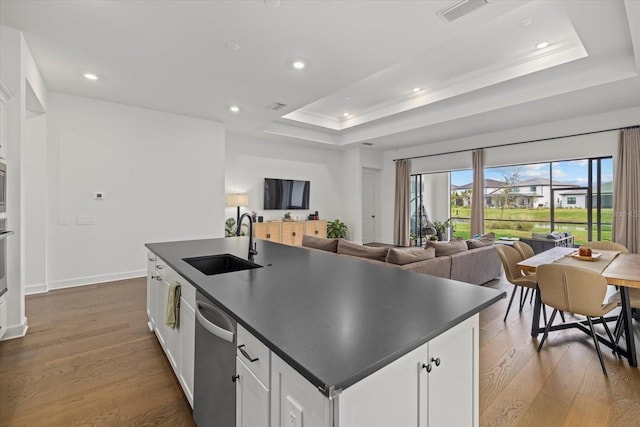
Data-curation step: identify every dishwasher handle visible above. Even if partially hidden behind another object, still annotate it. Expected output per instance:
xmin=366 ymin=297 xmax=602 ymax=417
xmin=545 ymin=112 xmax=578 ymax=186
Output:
xmin=196 ymin=301 xmax=235 ymax=343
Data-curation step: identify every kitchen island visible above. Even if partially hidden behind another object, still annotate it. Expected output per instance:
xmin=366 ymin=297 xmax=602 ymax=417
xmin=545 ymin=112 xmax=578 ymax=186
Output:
xmin=146 ymin=237 xmax=505 ymax=427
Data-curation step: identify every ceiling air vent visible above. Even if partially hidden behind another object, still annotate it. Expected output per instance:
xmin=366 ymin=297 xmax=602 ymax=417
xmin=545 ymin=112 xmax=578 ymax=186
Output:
xmin=362 ymin=142 xmax=374 ymax=146
xmin=437 ymin=0 xmax=489 ymax=22
xmin=266 ymin=102 xmax=287 ymax=111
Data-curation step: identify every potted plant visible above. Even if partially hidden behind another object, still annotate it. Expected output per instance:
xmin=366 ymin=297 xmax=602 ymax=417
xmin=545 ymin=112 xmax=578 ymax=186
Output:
xmin=429 ymin=235 xmax=439 ymax=241
xmin=410 ymin=232 xmax=417 ymax=247
xmin=225 ymin=218 xmax=247 ymax=237
xmin=327 ymin=219 xmax=348 ymax=239
xmin=284 ymin=211 xmax=292 ymax=221
xmin=432 ymin=218 xmax=453 ymax=242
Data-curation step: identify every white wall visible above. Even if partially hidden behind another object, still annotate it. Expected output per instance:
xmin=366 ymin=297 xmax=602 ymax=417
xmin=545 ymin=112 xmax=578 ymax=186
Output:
xmin=0 ymin=25 xmax=48 ymax=339
xmin=225 ymin=133 xmax=347 ymax=228
xmin=24 ymin=113 xmax=47 ymax=293
xmin=46 ymin=93 xmax=225 ymax=289
xmin=379 ymin=106 xmax=640 ymax=244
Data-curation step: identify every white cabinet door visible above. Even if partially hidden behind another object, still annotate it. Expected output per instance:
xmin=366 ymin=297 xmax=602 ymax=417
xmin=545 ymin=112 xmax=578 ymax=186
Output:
xmin=179 ymin=296 xmax=195 ymax=407
xmin=338 ymin=344 xmax=422 ymax=427
xmin=419 ymin=315 xmax=479 ymax=427
xmin=271 ymin=353 xmax=332 ymax=427
xmin=0 ymin=295 xmax=7 ymax=340
xmin=162 ymin=279 xmax=180 ymax=371
xmin=236 ymin=357 xmax=270 ymax=427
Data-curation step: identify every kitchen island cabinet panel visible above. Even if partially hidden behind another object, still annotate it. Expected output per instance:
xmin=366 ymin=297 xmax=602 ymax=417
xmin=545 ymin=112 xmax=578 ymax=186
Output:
xmin=236 ymin=357 xmax=269 ymax=427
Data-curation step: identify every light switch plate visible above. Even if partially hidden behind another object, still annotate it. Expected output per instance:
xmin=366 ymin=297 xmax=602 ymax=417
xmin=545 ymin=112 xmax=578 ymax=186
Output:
xmin=285 ymin=396 xmax=302 ymax=427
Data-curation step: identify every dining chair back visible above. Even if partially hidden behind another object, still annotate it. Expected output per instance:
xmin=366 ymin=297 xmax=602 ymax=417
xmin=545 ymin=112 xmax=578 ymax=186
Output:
xmin=581 ymin=241 xmax=629 ymax=253
xmin=513 ymin=241 xmax=535 ymax=260
xmin=495 ymin=245 xmax=537 ymax=321
xmin=536 ymin=263 xmax=618 ymax=375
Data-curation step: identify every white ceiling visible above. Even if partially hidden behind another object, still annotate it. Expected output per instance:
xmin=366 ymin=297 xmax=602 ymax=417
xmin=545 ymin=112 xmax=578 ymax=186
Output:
xmin=1 ymin=0 xmax=639 ymax=150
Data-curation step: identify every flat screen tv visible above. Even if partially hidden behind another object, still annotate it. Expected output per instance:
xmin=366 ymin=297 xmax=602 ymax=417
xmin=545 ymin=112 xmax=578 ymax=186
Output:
xmin=264 ymin=178 xmax=310 ymax=210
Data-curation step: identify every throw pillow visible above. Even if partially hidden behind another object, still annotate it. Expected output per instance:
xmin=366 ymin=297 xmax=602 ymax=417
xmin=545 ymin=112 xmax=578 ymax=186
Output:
xmin=466 ymin=232 xmax=495 ymax=249
xmin=425 ymin=238 xmax=468 ymax=257
xmin=386 ymin=247 xmax=436 ymax=265
xmin=301 ymin=235 xmax=339 ymax=253
xmin=337 ymin=239 xmax=389 ymax=262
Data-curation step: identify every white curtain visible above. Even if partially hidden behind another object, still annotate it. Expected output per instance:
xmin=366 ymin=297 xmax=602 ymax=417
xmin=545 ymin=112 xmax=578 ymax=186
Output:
xmin=394 ymin=159 xmax=411 ymax=247
xmin=471 ymin=149 xmax=485 ymax=237
xmin=613 ymin=127 xmax=640 ymax=253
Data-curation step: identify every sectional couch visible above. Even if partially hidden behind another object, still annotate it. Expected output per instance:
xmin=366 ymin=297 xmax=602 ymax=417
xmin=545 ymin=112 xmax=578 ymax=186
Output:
xmin=301 ymin=234 xmax=502 ymax=285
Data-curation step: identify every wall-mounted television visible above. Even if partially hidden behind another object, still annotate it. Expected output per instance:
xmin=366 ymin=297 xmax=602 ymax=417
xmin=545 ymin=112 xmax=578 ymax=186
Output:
xmin=264 ymin=178 xmax=310 ymax=210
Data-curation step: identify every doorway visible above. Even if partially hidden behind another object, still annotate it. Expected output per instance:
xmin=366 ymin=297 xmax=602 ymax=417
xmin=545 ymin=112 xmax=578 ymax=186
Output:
xmin=362 ymin=169 xmax=378 ymax=244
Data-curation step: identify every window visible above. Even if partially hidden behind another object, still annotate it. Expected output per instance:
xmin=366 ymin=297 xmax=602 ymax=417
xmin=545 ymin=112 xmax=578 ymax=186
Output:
xmin=446 ymin=156 xmax=613 ymax=245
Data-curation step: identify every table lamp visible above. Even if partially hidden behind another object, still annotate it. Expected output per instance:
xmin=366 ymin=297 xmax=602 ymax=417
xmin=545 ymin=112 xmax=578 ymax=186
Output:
xmin=227 ymin=193 xmax=249 ymax=225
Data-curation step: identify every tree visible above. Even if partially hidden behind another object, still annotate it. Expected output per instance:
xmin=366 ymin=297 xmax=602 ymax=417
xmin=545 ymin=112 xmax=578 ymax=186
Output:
xmin=495 ymin=170 xmax=520 ymax=217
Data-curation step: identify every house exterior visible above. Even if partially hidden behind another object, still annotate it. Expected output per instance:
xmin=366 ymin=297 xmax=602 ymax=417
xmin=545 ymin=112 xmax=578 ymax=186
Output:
xmin=452 ymin=178 xmax=582 ymax=208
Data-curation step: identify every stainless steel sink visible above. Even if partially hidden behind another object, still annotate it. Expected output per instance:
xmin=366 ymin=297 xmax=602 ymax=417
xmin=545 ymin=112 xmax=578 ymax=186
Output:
xmin=183 ymin=254 xmax=262 ymax=276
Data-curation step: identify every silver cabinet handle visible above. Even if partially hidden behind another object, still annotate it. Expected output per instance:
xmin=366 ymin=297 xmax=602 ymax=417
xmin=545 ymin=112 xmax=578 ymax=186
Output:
xmin=148 ymin=257 xmax=156 ymax=262
xmin=196 ymin=301 xmax=235 ymax=343
xmin=155 ymin=265 xmax=164 ymax=269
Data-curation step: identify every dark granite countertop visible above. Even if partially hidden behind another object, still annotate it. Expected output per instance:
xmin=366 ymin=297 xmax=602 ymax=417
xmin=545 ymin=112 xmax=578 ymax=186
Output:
xmin=146 ymin=237 xmax=505 ymax=396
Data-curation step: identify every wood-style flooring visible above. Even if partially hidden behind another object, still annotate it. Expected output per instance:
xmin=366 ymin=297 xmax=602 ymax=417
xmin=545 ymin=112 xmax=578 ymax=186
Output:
xmin=1 ymin=275 xmax=639 ymax=426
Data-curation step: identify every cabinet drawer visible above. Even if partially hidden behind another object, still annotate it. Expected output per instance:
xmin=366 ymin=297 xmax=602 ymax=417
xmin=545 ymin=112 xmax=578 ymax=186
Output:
xmin=153 ymin=256 xmax=168 ymax=278
xmin=147 ymin=251 xmax=159 ymax=270
xmin=237 ymin=324 xmax=270 ymax=387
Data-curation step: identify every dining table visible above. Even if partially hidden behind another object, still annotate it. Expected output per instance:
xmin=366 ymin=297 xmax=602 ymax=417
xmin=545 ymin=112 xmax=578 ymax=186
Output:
xmin=517 ymin=246 xmax=639 ymax=368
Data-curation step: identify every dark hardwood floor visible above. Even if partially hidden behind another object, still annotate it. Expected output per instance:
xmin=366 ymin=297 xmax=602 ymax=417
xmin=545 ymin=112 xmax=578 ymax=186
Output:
xmin=1 ymin=275 xmax=638 ymax=426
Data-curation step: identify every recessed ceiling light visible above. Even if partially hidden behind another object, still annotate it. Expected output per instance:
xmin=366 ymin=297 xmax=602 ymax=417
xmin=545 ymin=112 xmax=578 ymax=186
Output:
xmin=229 ymin=105 xmax=240 ymax=113
xmin=535 ymin=41 xmax=550 ymax=49
xmin=343 ymin=113 xmax=350 ymax=118
xmin=225 ymin=41 xmax=240 ymax=51
xmin=412 ymin=87 xmax=421 ymax=93
xmin=83 ymin=73 xmax=98 ymax=81
xmin=520 ymin=18 xmax=533 ymax=26
xmin=292 ymin=61 xmax=306 ymax=70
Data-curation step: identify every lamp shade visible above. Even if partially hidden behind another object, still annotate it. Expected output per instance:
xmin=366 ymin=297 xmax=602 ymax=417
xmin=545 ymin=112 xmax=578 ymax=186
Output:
xmin=227 ymin=193 xmax=249 ymax=207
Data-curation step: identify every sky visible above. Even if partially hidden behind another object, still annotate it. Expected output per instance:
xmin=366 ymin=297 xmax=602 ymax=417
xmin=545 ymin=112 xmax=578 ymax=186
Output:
xmin=450 ymin=158 xmax=613 ymax=187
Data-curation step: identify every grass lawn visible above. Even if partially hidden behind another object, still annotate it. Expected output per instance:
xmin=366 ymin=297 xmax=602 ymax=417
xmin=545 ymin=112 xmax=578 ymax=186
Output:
xmin=448 ymin=207 xmax=612 ymax=245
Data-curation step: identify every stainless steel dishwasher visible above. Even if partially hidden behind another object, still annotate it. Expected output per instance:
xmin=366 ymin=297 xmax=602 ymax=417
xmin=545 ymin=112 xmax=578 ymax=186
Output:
xmin=194 ymin=291 xmax=237 ymax=427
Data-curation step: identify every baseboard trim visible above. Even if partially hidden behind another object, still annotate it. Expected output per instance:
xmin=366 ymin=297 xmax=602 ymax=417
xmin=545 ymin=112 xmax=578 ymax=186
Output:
xmin=1 ymin=318 xmax=28 ymax=341
xmin=48 ymin=270 xmax=147 ymax=291
xmin=25 ymin=283 xmax=48 ymax=295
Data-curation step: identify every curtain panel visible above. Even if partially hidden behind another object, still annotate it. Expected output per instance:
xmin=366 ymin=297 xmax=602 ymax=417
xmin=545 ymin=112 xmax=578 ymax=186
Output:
xmin=613 ymin=127 xmax=640 ymax=253
xmin=471 ymin=149 xmax=485 ymax=237
xmin=394 ymin=159 xmax=411 ymax=247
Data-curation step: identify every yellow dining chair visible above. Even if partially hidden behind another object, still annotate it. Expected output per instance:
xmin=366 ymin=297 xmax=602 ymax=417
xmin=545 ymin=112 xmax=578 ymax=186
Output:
xmin=536 ymin=264 xmax=618 ymax=375
xmin=495 ymin=245 xmax=538 ymax=322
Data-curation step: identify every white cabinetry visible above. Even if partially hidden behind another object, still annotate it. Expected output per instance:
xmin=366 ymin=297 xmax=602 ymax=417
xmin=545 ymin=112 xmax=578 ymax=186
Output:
xmin=236 ymin=358 xmax=270 ymax=427
xmin=236 ymin=325 xmax=271 ymax=427
xmin=0 ymin=294 xmax=7 ymax=340
xmin=338 ymin=315 xmax=479 ymax=427
xmin=0 ymin=80 xmax=12 ymax=160
xmin=271 ymin=353 xmax=333 ymax=427
xmin=147 ymin=251 xmax=196 ymax=407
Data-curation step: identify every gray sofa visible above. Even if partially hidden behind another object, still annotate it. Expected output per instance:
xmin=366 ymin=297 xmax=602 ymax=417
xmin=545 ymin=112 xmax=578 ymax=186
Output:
xmin=301 ymin=235 xmax=501 ymax=285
